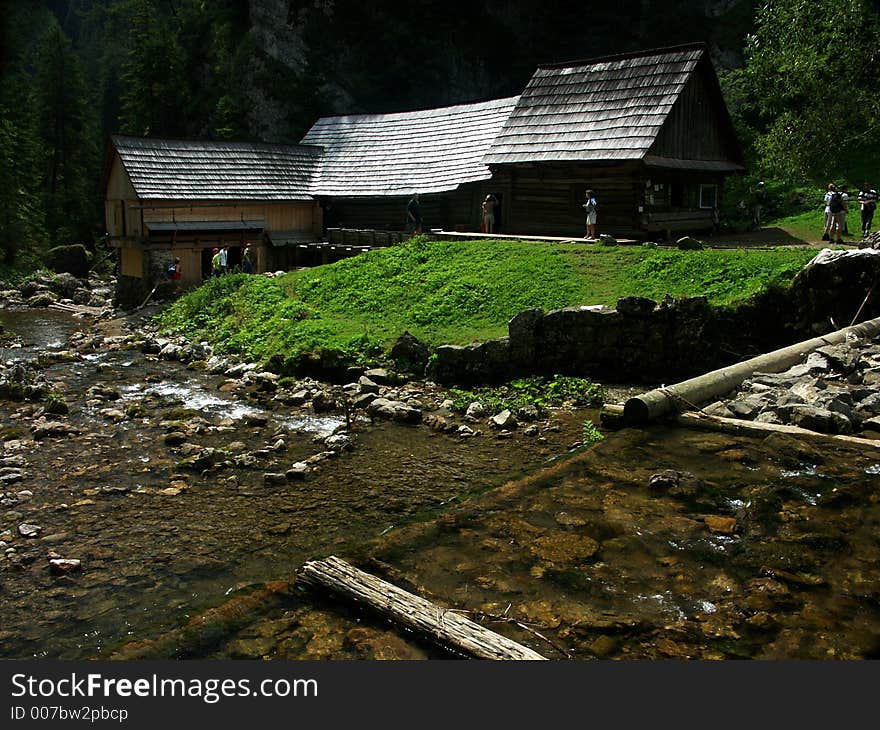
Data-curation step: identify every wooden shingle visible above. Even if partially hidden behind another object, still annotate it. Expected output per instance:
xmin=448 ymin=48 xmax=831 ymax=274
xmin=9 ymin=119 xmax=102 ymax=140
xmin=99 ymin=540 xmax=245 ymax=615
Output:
xmin=483 ymin=45 xmax=712 ymax=165
xmin=112 ymin=136 xmax=323 ymax=201
xmin=301 ymin=96 xmax=519 ymax=197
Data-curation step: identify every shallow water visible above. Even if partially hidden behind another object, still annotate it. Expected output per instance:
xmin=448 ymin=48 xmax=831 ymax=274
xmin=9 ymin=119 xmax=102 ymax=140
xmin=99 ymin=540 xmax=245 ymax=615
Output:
xmin=0 ymin=309 xmax=588 ymax=659
xmin=2 ymin=309 xmax=878 ymax=661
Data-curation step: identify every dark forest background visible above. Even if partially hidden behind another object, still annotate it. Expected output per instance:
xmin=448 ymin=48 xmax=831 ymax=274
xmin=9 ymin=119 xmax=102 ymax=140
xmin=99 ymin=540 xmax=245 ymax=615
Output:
xmin=1 ymin=0 xmax=879 ymax=265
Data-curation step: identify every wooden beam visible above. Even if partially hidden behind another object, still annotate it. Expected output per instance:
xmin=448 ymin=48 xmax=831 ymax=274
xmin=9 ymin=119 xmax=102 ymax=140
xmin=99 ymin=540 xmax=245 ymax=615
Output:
xmin=300 ymin=556 xmax=547 ymax=660
xmin=676 ymin=411 xmax=880 ymax=450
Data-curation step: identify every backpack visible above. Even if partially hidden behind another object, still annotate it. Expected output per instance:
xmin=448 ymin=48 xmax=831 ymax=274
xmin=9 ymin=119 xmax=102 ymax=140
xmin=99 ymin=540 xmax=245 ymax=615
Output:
xmin=829 ymin=192 xmax=844 ymax=214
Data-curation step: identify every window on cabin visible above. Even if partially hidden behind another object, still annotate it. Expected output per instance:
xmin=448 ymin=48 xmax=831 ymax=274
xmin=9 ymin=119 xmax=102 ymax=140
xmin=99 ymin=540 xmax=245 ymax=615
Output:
xmin=699 ymin=184 xmax=718 ymax=210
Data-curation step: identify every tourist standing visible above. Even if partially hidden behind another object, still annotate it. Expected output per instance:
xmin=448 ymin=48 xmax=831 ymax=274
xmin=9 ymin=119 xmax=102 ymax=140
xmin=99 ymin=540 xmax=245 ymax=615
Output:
xmin=218 ymin=245 xmax=229 ymax=274
xmin=751 ymin=181 xmax=767 ymax=230
xmin=481 ymin=193 xmax=499 ymax=234
xmin=406 ymin=193 xmax=422 ymax=235
xmin=583 ymin=189 xmax=598 ymax=240
xmin=859 ymin=181 xmax=877 ymax=238
xmin=840 ymin=184 xmax=851 ymax=236
xmin=822 ymin=183 xmax=837 ymax=241
xmin=242 ymin=244 xmax=254 ymax=274
xmin=211 ymin=247 xmax=222 ymax=277
xmin=827 ymin=185 xmax=847 ymax=244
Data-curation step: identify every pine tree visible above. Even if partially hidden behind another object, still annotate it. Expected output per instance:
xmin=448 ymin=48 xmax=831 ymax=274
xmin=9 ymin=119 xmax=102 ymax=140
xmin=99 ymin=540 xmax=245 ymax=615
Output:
xmin=31 ymin=21 xmax=100 ymax=245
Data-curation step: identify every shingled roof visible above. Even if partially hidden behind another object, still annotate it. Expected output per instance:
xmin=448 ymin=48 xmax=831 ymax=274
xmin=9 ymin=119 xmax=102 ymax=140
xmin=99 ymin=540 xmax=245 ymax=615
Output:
xmin=483 ymin=44 xmax=725 ymax=166
xmin=111 ymin=135 xmax=322 ymax=201
xmin=301 ymin=96 xmax=519 ymax=197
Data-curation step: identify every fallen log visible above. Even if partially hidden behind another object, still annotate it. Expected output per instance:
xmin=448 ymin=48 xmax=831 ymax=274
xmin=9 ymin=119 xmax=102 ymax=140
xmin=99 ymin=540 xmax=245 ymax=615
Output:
xmin=300 ymin=555 xmax=547 ymax=660
xmin=49 ymin=302 xmax=104 ymax=317
xmin=676 ymin=411 xmax=880 ymax=451
xmin=623 ymin=314 xmax=880 ymax=424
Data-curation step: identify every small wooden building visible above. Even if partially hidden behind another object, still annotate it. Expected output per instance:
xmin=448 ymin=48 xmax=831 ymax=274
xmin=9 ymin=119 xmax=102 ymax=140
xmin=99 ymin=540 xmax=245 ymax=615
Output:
xmin=482 ymin=43 xmax=745 ymax=238
xmin=104 ymin=136 xmax=323 ymax=306
xmin=300 ymin=96 xmax=519 ymax=233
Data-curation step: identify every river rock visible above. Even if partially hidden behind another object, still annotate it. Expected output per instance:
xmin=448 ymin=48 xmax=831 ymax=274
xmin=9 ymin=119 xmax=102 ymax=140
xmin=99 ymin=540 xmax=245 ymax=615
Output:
xmin=465 ymin=401 xmax=485 ymax=420
xmin=352 ymin=392 xmax=377 ymax=409
xmin=27 ymin=292 xmax=58 ymax=308
xmin=490 ymin=409 xmax=517 ymax=430
xmin=286 ymin=462 xmax=309 ymax=479
xmin=648 ymin=470 xmax=701 ymax=497
xmin=158 ymin=343 xmax=184 ymax=361
xmin=704 ymin=515 xmax=738 ymax=534
xmin=49 ymin=558 xmax=82 ymax=575
xmin=530 ymin=532 xmax=600 ymax=563
xmin=263 ymin=472 xmax=287 ymax=485
xmin=31 ymin=419 xmax=79 ymax=440
xmin=364 ymin=368 xmax=394 ymax=385
xmin=0 ymin=468 xmax=23 ymax=484
xmin=367 ymin=398 xmax=421 ymax=424
xmin=225 ymin=363 xmax=258 ymax=378
xmin=357 ymin=376 xmax=380 ymax=394
xmin=311 ymin=391 xmax=338 ymax=413
xmin=18 ymin=523 xmax=42 ymax=538
xmin=325 ymin=433 xmax=352 ymax=451
xmin=100 ymin=408 xmax=127 ymax=422
xmin=206 ymin=355 xmax=229 ymax=374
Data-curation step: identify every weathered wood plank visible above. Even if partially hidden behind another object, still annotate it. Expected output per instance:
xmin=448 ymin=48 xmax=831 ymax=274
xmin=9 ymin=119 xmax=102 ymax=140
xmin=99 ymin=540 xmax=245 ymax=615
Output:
xmin=676 ymin=411 xmax=880 ymax=450
xmin=300 ymin=556 xmax=547 ymax=660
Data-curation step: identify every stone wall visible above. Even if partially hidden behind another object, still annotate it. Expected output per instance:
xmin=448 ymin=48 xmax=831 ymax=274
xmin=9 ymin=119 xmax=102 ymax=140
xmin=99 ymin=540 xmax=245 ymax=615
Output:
xmin=430 ymin=249 xmax=880 ymax=386
xmin=430 ymin=296 xmax=727 ymax=385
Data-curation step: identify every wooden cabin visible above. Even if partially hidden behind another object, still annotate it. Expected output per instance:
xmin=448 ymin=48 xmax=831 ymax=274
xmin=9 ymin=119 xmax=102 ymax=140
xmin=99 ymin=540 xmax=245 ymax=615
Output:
xmin=301 ymin=96 xmax=519 ymax=233
xmin=103 ymin=44 xmax=745 ymax=303
xmin=482 ymin=44 xmax=745 ymax=238
xmin=104 ymin=136 xmax=323 ymax=306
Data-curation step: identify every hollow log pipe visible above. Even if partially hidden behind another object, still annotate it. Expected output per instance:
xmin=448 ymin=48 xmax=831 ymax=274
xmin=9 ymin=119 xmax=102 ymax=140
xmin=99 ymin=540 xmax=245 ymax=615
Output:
xmin=622 ymin=315 xmax=880 ymax=424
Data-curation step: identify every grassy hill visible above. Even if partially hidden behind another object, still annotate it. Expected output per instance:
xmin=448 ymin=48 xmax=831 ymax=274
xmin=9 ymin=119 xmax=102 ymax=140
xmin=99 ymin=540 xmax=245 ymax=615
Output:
xmin=156 ymin=237 xmax=822 ymax=369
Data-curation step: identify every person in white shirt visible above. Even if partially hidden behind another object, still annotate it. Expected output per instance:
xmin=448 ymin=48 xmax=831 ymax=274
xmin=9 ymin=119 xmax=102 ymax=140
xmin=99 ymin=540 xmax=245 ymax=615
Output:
xmin=858 ymin=181 xmax=877 ymax=238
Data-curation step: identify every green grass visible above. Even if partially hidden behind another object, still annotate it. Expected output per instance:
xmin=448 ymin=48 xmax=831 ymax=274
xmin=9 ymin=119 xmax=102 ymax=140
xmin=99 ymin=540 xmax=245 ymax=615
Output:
xmin=156 ymin=236 xmax=823 ymax=368
xmin=766 ymin=205 xmax=864 ymax=243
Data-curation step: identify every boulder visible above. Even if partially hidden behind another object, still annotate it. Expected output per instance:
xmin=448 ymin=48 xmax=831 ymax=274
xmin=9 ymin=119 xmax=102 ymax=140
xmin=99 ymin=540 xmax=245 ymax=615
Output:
xmin=616 ymin=296 xmax=657 ymax=317
xmin=676 ymin=236 xmax=704 ymax=250
xmin=44 ymin=244 xmax=92 ymax=277
xmin=390 ymin=331 xmax=430 ymax=372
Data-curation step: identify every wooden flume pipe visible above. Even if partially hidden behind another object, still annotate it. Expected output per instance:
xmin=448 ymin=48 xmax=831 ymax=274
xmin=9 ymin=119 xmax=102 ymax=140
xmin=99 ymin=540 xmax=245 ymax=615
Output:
xmin=623 ymin=314 xmax=880 ymax=424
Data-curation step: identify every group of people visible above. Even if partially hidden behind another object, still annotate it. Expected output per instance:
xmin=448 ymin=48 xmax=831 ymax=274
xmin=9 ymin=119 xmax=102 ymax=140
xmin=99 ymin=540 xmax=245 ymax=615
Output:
xmin=405 ymin=192 xmax=503 ymax=235
xmin=210 ymin=244 xmax=254 ymax=276
xmin=822 ymin=181 xmax=878 ymax=243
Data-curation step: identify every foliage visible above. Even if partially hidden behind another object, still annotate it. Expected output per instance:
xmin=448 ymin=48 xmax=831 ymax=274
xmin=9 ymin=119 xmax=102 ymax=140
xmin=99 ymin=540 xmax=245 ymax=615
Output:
xmin=157 ymin=239 xmax=821 ymax=369
xmin=581 ymin=420 xmax=604 ymax=445
xmin=447 ymin=376 xmax=606 ymax=415
xmin=739 ymin=0 xmax=880 ymax=183
xmin=31 ymin=22 xmax=101 ymax=245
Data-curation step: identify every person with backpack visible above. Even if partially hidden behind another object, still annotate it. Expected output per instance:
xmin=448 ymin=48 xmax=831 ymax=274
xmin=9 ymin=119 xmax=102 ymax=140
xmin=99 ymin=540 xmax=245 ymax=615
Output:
xmin=859 ymin=181 xmax=878 ymax=238
xmin=583 ymin=189 xmax=598 ymax=240
xmin=827 ymin=184 xmax=847 ymax=244
xmin=168 ymin=257 xmax=181 ymax=284
xmin=822 ymin=183 xmax=845 ymax=242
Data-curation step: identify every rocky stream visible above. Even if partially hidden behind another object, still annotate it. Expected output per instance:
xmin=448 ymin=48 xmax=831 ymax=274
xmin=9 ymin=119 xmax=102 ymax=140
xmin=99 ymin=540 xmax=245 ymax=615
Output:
xmin=1 ymin=267 xmax=879 ymax=660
